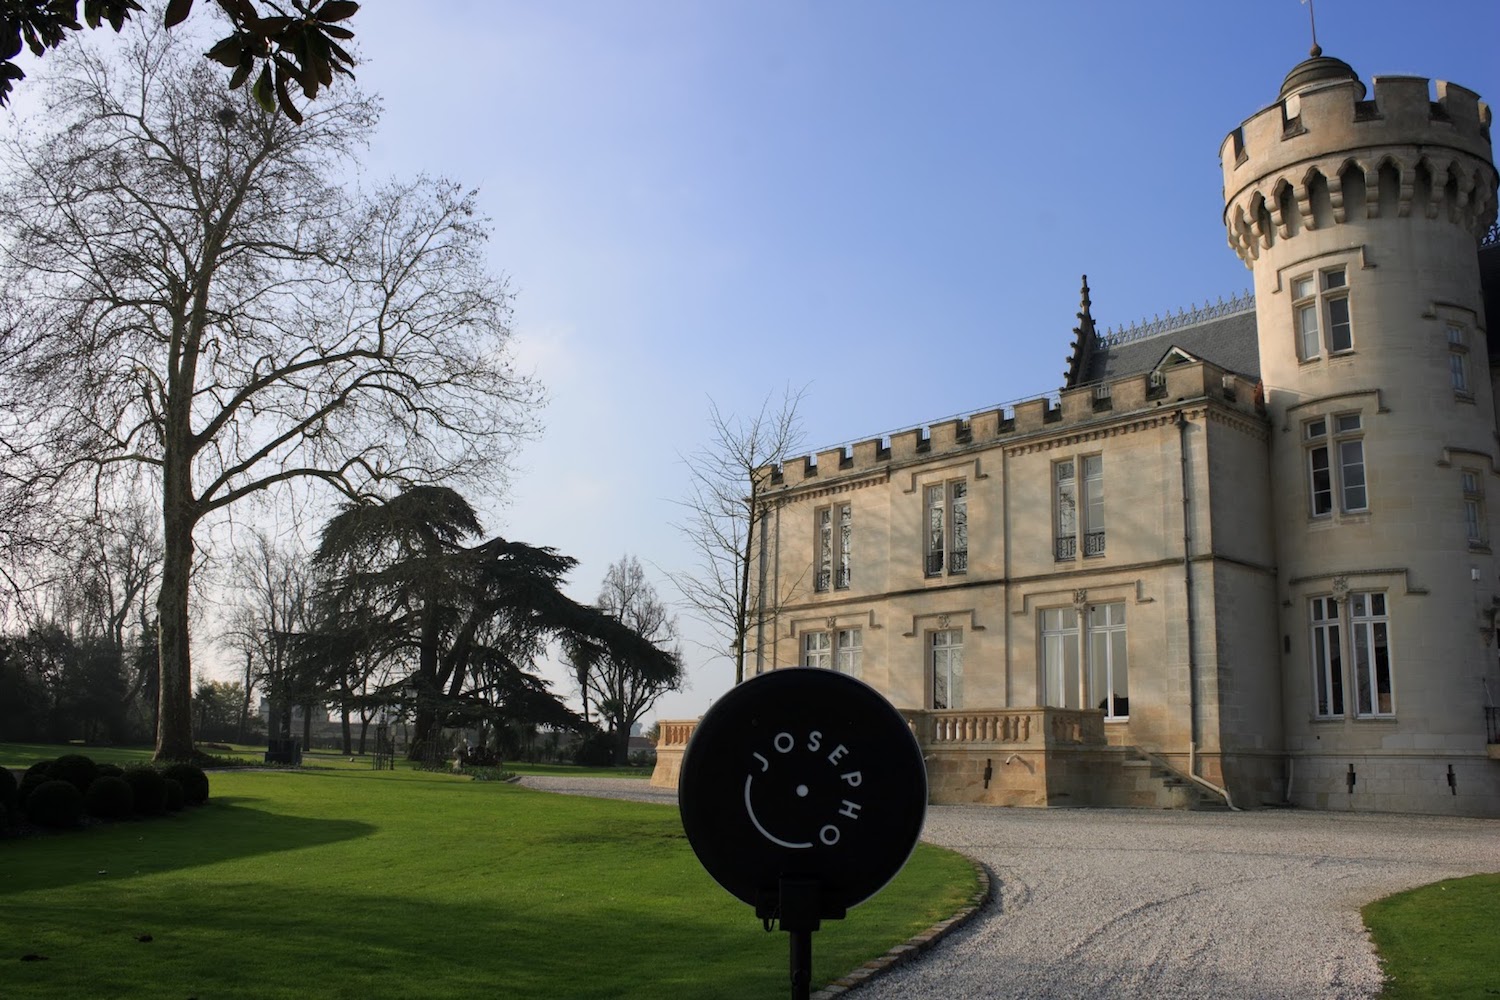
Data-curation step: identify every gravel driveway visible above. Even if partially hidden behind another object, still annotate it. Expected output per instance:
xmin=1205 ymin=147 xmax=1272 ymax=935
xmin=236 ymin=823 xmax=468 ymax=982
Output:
xmin=519 ymin=777 xmax=1500 ymax=999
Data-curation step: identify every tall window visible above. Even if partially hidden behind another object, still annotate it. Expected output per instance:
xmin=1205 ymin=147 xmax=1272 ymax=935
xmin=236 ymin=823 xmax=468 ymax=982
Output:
xmin=1041 ymin=603 xmax=1127 ymax=717
xmin=930 ymin=629 xmax=963 ymax=709
xmin=1306 ymin=414 xmax=1366 ymax=517
xmin=924 ymin=480 xmax=967 ymax=576
xmin=1055 ymin=456 xmax=1104 ymax=559
xmin=1087 ymin=603 xmax=1129 ymax=718
xmin=1448 ymin=324 xmax=1471 ymax=396
xmin=816 ymin=502 xmax=852 ymax=592
xmin=835 ymin=628 xmax=862 ymax=677
xmin=1054 ymin=462 xmax=1077 ymax=559
xmin=1083 ymin=455 xmax=1104 ymax=556
xmin=1349 ymin=592 xmax=1393 ymax=717
xmin=1309 ymin=596 xmax=1343 ymax=718
xmin=803 ymin=631 xmax=831 ymax=669
xmin=1293 ymin=266 xmax=1351 ymax=360
xmin=1463 ymin=470 xmax=1485 ymax=547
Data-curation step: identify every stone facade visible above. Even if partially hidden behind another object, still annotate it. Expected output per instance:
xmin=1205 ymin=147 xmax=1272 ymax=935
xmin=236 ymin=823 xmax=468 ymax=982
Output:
xmin=654 ymin=49 xmax=1500 ymax=817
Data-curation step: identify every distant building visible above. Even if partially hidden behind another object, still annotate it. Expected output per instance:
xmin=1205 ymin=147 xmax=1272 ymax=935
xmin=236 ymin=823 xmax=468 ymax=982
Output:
xmin=656 ymin=48 xmax=1500 ymax=816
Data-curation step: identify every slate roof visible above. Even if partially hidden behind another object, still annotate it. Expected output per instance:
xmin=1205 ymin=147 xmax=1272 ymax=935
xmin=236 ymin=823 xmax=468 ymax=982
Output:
xmin=1066 ymin=296 xmax=1261 ymax=388
xmin=1085 ymin=307 xmax=1261 ymax=384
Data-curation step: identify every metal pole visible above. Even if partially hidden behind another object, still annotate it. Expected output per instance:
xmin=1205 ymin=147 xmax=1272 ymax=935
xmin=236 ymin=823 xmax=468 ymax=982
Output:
xmin=789 ymin=929 xmax=812 ymax=1000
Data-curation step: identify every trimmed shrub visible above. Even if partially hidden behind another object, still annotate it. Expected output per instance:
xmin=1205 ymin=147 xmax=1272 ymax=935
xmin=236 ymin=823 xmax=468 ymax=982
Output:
xmin=0 ymin=767 xmax=16 ymax=815
xmin=24 ymin=779 xmax=84 ymax=829
xmin=97 ymin=763 xmax=125 ymax=778
xmin=161 ymin=763 xmax=209 ymax=805
xmin=162 ymin=778 xmax=185 ymax=813
xmin=50 ymin=754 xmax=100 ymax=795
xmin=84 ymin=776 xmax=135 ymax=820
xmin=122 ymin=766 xmax=168 ymax=816
xmin=18 ymin=761 xmax=54 ymax=804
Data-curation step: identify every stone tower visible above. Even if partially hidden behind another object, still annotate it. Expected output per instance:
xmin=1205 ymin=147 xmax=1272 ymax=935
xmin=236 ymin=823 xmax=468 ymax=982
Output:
xmin=1221 ymin=48 xmax=1500 ymax=810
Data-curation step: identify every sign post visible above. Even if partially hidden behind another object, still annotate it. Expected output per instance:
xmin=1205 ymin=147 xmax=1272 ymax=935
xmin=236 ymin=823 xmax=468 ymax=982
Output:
xmin=678 ymin=668 xmax=928 ymax=999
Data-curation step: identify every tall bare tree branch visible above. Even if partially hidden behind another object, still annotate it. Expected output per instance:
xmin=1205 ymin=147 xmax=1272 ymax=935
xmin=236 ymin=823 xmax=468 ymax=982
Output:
xmin=0 ymin=26 xmax=540 ymax=758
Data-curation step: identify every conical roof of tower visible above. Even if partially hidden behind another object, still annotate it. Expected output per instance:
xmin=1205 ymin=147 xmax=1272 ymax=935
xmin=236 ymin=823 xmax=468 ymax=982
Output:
xmin=1278 ymin=45 xmax=1365 ymax=101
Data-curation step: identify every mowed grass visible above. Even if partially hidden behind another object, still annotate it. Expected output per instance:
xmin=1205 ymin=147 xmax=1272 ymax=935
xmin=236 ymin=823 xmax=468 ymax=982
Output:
xmin=1 ymin=757 xmax=977 ymax=999
xmin=1363 ymin=874 xmax=1500 ymax=1000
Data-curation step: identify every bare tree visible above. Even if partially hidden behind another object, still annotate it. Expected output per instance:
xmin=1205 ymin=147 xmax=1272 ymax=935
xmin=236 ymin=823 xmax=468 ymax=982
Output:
xmin=672 ymin=386 xmax=807 ymax=686
xmin=573 ymin=555 xmax=682 ymax=765
xmin=219 ymin=528 xmax=313 ymax=746
xmin=0 ymin=27 xmax=540 ymax=758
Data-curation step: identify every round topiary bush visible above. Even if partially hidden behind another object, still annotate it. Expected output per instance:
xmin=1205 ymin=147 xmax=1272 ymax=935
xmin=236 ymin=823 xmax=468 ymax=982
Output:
xmin=160 ymin=763 xmax=209 ymax=805
xmin=24 ymin=779 xmax=84 ymax=829
xmin=122 ymin=766 xmax=167 ymax=816
xmin=84 ymin=775 xmax=135 ymax=820
xmin=162 ymin=778 xmax=185 ymax=813
xmin=0 ymin=767 xmax=16 ymax=816
xmin=18 ymin=761 xmax=54 ymax=805
xmin=50 ymin=754 xmax=100 ymax=795
xmin=96 ymin=763 xmax=125 ymax=778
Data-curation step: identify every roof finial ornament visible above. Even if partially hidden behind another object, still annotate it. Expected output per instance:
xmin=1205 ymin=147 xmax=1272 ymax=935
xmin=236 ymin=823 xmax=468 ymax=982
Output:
xmin=1301 ymin=0 xmax=1321 ymax=57
xmin=1078 ymin=274 xmax=1092 ymax=321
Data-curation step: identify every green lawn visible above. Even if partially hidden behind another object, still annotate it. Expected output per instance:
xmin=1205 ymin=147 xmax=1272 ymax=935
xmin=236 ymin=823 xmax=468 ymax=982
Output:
xmin=2 ymin=750 xmax=977 ymax=999
xmin=1363 ymin=874 xmax=1500 ymax=999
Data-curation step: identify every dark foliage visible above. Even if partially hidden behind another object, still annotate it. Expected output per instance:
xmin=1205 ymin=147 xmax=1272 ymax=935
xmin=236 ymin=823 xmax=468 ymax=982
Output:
xmin=160 ymin=762 xmax=208 ymax=804
xmin=0 ymin=766 xmax=16 ymax=815
xmin=0 ymin=629 xmax=131 ymax=744
xmin=0 ymin=0 xmax=360 ymax=121
xmin=84 ymin=775 xmax=134 ymax=819
xmin=162 ymin=777 xmax=185 ymax=812
xmin=97 ymin=763 xmax=124 ymax=778
xmin=307 ymin=487 xmax=673 ymax=757
xmin=571 ymin=729 xmax=615 ymax=768
xmin=23 ymin=778 xmax=84 ymax=828
xmin=49 ymin=753 xmax=99 ymax=795
xmin=122 ymin=766 xmax=167 ymax=816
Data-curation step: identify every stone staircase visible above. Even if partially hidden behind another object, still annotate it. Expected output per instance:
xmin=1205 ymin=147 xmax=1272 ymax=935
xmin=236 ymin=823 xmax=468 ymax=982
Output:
xmin=1120 ymin=748 xmax=1231 ymax=811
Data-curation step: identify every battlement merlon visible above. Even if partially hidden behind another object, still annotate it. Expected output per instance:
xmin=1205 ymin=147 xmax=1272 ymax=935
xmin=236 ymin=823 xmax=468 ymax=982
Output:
xmin=758 ymin=361 xmax=1262 ymax=494
xmin=1221 ymin=75 xmax=1494 ymax=201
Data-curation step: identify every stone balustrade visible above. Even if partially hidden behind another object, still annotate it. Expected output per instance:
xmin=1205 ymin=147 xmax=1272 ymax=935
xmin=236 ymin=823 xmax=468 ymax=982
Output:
xmin=901 ymin=706 xmax=1105 ymax=748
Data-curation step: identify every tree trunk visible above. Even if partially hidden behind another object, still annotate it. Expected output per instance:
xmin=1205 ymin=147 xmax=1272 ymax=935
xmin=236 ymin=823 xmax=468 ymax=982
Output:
xmin=357 ymin=716 xmax=370 ymax=755
xmin=302 ymin=703 xmax=312 ymax=750
xmin=340 ymin=698 xmax=352 ymax=754
xmin=154 ymin=506 xmax=196 ymax=760
xmin=613 ymin=727 xmax=631 ymax=767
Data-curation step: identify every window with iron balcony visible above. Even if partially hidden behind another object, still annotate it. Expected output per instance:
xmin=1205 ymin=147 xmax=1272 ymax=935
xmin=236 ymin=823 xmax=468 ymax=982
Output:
xmin=1054 ymin=455 xmax=1104 ymax=560
xmin=815 ymin=502 xmax=852 ymax=592
xmin=924 ymin=480 xmax=967 ymax=576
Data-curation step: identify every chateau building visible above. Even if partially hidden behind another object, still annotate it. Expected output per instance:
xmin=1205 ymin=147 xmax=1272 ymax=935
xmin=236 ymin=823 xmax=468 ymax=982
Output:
xmin=655 ymin=49 xmax=1500 ymax=816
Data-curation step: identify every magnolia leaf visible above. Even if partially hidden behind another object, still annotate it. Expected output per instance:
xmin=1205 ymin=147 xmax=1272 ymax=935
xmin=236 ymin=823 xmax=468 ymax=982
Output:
xmin=273 ymin=64 xmax=303 ymax=124
xmin=164 ymin=0 xmax=194 ymax=28
xmin=316 ymin=1 xmax=359 ymax=23
xmin=252 ymin=62 xmax=274 ymax=112
xmin=215 ymin=0 xmax=258 ymax=23
xmin=205 ymin=35 xmax=242 ymax=67
xmin=227 ymin=52 xmax=253 ymax=89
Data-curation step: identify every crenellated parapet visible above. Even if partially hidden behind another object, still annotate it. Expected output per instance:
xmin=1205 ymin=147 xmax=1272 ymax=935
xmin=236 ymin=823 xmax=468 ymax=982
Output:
xmin=761 ymin=360 xmax=1262 ymax=493
xmin=1221 ymin=69 xmax=1497 ymax=265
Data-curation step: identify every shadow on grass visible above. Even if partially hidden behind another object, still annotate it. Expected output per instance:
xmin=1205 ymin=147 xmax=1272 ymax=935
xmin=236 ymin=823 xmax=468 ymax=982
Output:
xmin=11 ymin=884 xmax=816 ymax=1000
xmin=0 ymin=801 xmax=375 ymax=897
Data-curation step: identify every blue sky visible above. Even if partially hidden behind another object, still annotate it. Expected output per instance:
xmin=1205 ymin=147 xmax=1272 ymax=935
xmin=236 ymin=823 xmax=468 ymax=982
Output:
xmin=280 ymin=2 xmax=1500 ymax=722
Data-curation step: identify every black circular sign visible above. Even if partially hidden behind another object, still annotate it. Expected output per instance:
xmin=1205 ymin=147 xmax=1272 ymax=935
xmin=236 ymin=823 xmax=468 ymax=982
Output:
xmin=678 ymin=668 xmax=928 ymax=916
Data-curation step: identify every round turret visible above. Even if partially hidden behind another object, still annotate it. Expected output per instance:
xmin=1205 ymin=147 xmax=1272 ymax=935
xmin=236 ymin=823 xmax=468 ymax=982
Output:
xmin=1220 ymin=52 xmax=1499 ymax=807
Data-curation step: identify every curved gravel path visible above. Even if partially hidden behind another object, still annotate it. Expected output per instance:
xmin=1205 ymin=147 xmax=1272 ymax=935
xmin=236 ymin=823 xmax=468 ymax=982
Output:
xmin=519 ymin=777 xmax=1500 ymax=999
